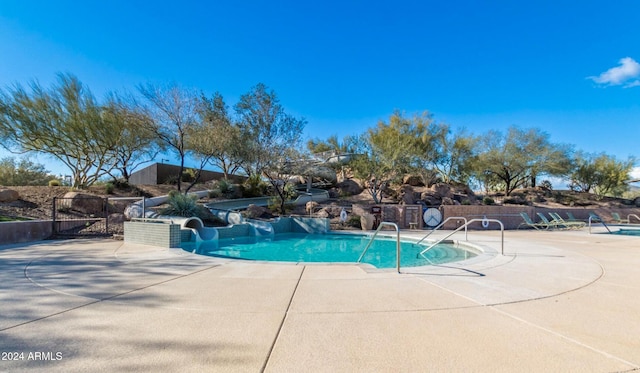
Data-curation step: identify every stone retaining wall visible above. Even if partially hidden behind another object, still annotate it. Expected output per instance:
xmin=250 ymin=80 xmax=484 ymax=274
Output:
xmin=350 ymin=204 xmax=640 ymax=230
xmin=0 ymin=220 xmax=52 ymax=245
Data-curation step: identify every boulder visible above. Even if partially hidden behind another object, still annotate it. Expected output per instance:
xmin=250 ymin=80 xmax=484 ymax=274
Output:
xmin=323 ymin=205 xmax=344 ymax=218
xmin=336 ymin=179 xmax=363 ymax=196
xmin=306 ymin=201 xmax=319 ymax=214
xmin=441 ymin=197 xmax=455 ymax=205
xmin=421 ymin=192 xmax=442 ymax=206
xmin=0 ymin=189 xmax=20 ymax=202
xmin=288 ymin=175 xmax=306 ymax=185
xmin=315 ymin=209 xmax=330 ymax=218
xmin=430 ymin=183 xmax=454 ymax=199
xmin=360 ymin=213 xmax=375 ymax=230
xmin=452 ymin=183 xmax=476 ymax=197
xmin=245 ymin=204 xmax=270 ymax=219
xmin=61 ymin=192 xmax=104 ymax=214
xmin=108 ymin=213 xmax=126 ymax=225
xmin=327 ymin=188 xmax=340 ymax=198
xmin=402 ymin=175 xmax=424 ymax=186
xmin=124 ymin=204 xmax=144 ymax=219
xmin=399 ymin=185 xmax=417 ymax=205
xmin=300 ymin=165 xmax=337 ymax=183
xmin=109 ymin=200 xmax=129 ymax=214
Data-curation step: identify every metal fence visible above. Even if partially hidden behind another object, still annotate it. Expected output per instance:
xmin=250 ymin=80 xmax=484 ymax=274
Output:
xmin=51 ymin=196 xmax=142 ymax=238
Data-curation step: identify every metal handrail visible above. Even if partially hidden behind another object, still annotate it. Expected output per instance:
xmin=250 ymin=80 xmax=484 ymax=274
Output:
xmin=415 ymin=217 xmax=468 ymax=246
xmin=418 ymin=218 xmax=504 ymax=258
xmin=628 ymin=214 xmax=640 ymax=224
xmin=588 ymin=215 xmax=611 ymax=234
xmin=357 ymin=222 xmax=401 ymax=273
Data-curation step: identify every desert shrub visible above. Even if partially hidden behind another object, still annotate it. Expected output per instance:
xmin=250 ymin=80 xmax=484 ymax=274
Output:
xmin=539 ymin=180 xmax=553 ymax=191
xmin=346 ymin=214 xmax=362 ymax=228
xmin=160 ymin=192 xmax=201 ymax=217
xmin=164 ymin=175 xmax=179 ymax=185
xmin=461 ymin=199 xmax=471 ymax=205
xmin=243 ymin=174 xmax=268 ymax=197
xmin=217 ymin=179 xmax=232 ymax=194
xmin=49 ymin=179 xmax=62 ymax=187
xmin=503 ymin=197 xmax=527 ymax=205
xmin=267 ymin=197 xmax=295 ymax=215
xmin=482 ymin=197 xmax=495 ymax=205
xmin=209 ymin=179 xmax=238 ymax=199
xmin=104 ymin=182 xmax=115 ymax=194
xmin=181 ymin=168 xmax=197 ymax=182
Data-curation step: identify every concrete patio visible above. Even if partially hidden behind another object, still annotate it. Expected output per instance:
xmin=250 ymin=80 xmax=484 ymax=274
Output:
xmin=0 ymin=228 xmax=639 ymax=372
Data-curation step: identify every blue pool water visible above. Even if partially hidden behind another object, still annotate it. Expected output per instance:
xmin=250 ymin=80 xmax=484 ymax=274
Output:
xmin=613 ymin=229 xmax=640 ymax=236
xmin=184 ymin=233 xmax=476 ymax=269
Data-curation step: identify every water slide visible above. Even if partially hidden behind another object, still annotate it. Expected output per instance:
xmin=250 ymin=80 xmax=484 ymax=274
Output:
xmin=162 ymin=216 xmax=219 ymax=242
xmin=206 ymin=188 xmax=330 ymax=224
xmin=125 ymin=188 xmax=330 ymax=244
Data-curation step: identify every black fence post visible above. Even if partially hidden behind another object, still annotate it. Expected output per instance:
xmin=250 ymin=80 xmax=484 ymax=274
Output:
xmin=52 ymin=197 xmax=57 ymax=236
xmin=104 ymin=197 xmax=109 ymax=235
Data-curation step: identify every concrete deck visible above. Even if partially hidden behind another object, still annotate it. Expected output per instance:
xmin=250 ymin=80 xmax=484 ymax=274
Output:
xmin=0 ymin=228 xmax=639 ymax=372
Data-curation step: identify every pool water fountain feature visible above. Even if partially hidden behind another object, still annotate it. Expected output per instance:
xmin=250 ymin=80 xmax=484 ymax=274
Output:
xmin=246 ymin=218 xmax=275 ymax=238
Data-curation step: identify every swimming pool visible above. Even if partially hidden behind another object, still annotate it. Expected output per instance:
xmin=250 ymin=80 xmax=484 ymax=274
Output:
xmin=612 ymin=228 xmax=640 ymax=236
xmin=183 ymin=232 xmax=476 ymax=269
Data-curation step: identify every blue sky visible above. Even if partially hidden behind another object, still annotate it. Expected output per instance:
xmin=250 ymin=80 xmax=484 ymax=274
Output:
xmin=1 ymin=1 xmax=639 ymax=178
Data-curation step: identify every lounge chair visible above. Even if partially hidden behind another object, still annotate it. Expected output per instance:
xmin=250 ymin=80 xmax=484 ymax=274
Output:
xmin=611 ymin=212 xmax=629 ymax=224
xmin=536 ymin=213 xmax=567 ymax=230
xmin=549 ymin=212 xmax=586 ymax=229
xmin=519 ymin=212 xmax=549 ymax=230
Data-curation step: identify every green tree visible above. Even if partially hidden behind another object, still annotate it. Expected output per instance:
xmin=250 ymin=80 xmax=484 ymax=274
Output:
xmin=394 ymin=111 xmax=449 ymax=185
xmin=522 ymin=128 xmax=573 ymax=188
xmin=0 ymin=157 xmax=56 ymax=186
xmin=234 ymin=83 xmax=306 ymax=178
xmin=350 ymin=112 xmax=437 ymax=203
xmin=477 ymin=129 xmax=530 ymax=195
xmin=0 ymin=74 xmax=120 ymax=188
xmin=307 ymin=134 xmax=361 ymax=157
xmin=474 ymin=126 xmax=572 ymax=196
xmin=570 ymin=153 xmax=635 ymax=198
xmin=102 ymin=93 xmax=158 ymax=183
xmin=429 ymin=127 xmax=479 ymax=184
xmin=262 ymin=148 xmax=307 ymax=215
xmin=349 ymin=150 xmax=389 ymax=203
xmin=138 ymin=83 xmax=200 ymax=192
xmin=194 ymin=92 xmax=242 ymax=180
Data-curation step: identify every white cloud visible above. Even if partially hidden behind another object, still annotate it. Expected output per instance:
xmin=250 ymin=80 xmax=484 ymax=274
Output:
xmin=624 ymin=80 xmax=640 ymax=88
xmin=630 ymin=167 xmax=640 ymax=181
xmin=588 ymin=57 xmax=640 ymax=87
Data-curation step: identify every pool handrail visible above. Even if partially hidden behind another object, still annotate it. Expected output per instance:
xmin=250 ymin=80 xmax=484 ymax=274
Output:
xmin=628 ymin=214 xmax=640 ymax=224
xmin=357 ymin=222 xmax=401 ymax=273
xmin=588 ymin=214 xmax=611 ymax=234
xmin=415 ymin=217 xmax=468 ymax=246
xmin=419 ymin=218 xmax=504 ymax=259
